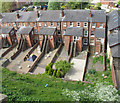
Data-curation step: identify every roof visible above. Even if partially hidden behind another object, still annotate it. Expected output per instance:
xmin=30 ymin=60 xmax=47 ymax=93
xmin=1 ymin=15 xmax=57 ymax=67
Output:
xmin=1 ymin=10 xmax=106 ymax=23
xmin=16 ymin=26 xmax=33 ymax=34
xmin=38 ymin=27 xmax=56 ymax=35
xmin=95 ymin=28 xmax=105 ymax=38
xmin=64 ymin=27 xmax=83 ymax=36
xmin=63 ymin=10 xmax=106 ymax=22
xmin=107 ymin=10 xmax=120 ymax=31
xmin=108 ymin=30 xmax=120 ymax=47
xmin=37 ymin=10 xmax=62 ymax=22
xmin=0 ymin=26 xmax=13 ymax=34
xmin=111 ymin=44 xmax=120 ymax=58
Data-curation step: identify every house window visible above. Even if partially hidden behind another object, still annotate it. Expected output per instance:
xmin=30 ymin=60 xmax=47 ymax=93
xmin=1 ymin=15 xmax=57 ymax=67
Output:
xmin=63 ymin=22 xmax=66 ymax=27
xmin=18 ymin=23 xmax=20 ymax=26
xmin=5 ymin=23 xmax=7 ymax=26
xmin=70 ymin=22 xmax=73 ymax=27
xmin=83 ymin=38 xmax=88 ymax=45
xmin=91 ymin=31 xmax=94 ymax=37
xmin=50 ymin=36 xmax=53 ymax=40
xmin=92 ymin=23 xmax=96 ymax=28
xmin=84 ymin=22 xmax=88 ymax=27
xmin=84 ymin=30 xmax=88 ymax=37
xmin=77 ymin=22 xmax=80 ymax=27
xmin=99 ymin=23 xmax=103 ymax=28
xmin=58 ymin=30 xmax=61 ymax=35
xmin=8 ymin=23 xmax=11 ymax=26
xmin=44 ymin=22 xmax=47 ymax=27
xmin=57 ymin=22 xmax=59 ymax=27
xmin=22 ymin=23 xmax=25 ymax=26
xmin=34 ymin=29 xmax=37 ymax=33
xmin=39 ymin=23 xmax=41 ymax=27
xmin=28 ymin=23 xmax=30 ymax=27
xmin=11 ymin=30 xmax=14 ymax=36
xmin=13 ymin=23 xmax=16 ymax=27
xmin=33 ymin=23 xmax=35 ymax=27
xmin=50 ymin=22 xmax=53 ymax=26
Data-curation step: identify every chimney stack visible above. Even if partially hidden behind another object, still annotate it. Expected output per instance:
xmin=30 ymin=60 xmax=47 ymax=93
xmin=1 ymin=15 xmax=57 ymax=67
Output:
xmin=61 ymin=10 xmax=64 ymax=17
xmin=36 ymin=10 xmax=39 ymax=18
xmin=89 ymin=10 xmax=92 ymax=17
xmin=16 ymin=12 xmax=19 ymax=19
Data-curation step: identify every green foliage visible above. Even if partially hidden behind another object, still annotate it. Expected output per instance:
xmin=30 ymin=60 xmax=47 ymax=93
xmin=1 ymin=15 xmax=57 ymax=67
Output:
xmin=48 ymin=1 xmax=61 ymax=10
xmin=88 ymin=69 xmax=96 ymax=75
xmin=45 ymin=66 xmax=49 ymax=74
xmin=33 ymin=2 xmax=47 ymax=6
xmin=117 ymin=0 xmax=120 ymax=5
xmin=56 ymin=70 xmax=61 ymax=78
xmin=27 ymin=8 xmax=34 ymax=11
xmin=48 ymin=68 xmax=53 ymax=76
xmin=55 ymin=60 xmax=73 ymax=77
xmin=93 ymin=56 xmax=103 ymax=64
xmin=48 ymin=63 xmax=53 ymax=68
xmin=2 ymin=2 xmax=13 ymax=13
xmin=53 ymin=70 xmax=56 ymax=77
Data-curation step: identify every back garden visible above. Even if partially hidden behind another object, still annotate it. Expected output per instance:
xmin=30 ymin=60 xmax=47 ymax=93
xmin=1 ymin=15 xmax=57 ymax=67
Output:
xmin=1 ymin=64 xmax=120 ymax=102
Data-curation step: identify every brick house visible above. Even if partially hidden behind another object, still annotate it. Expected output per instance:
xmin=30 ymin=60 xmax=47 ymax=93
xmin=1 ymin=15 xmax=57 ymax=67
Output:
xmin=16 ymin=26 xmax=34 ymax=48
xmin=0 ymin=10 xmax=106 ymax=53
xmin=0 ymin=26 xmax=16 ymax=48
xmin=38 ymin=27 xmax=58 ymax=50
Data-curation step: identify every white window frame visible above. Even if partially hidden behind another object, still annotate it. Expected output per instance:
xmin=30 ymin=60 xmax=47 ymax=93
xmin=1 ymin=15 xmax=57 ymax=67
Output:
xmin=39 ymin=22 xmax=41 ymax=27
xmin=13 ymin=22 xmax=16 ymax=27
xmin=84 ymin=22 xmax=88 ymax=27
xmin=83 ymin=38 xmax=88 ymax=45
xmin=70 ymin=22 xmax=73 ymax=27
xmin=34 ymin=29 xmax=37 ymax=33
xmin=50 ymin=22 xmax=53 ymax=27
xmin=57 ymin=22 xmax=59 ymax=27
xmin=84 ymin=30 xmax=88 ymax=37
xmin=99 ymin=23 xmax=103 ymax=28
xmin=44 ymin=22 xmax=47 ymax=27
xmin=91 ymin=31 xmax=94 ymax=37
xmin=92 ymin=23 xmax=96 ymax=28
xmin=77 ymin=22 xmax=80 ymax=27
xmin=63 ymin=22 xmax=66 ymax=27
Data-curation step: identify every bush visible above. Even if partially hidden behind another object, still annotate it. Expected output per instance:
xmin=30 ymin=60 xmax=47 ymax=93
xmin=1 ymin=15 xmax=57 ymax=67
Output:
xmin=93 ymin=56 xmax=103 ymax=64
xmin=28 ymin=8 xmax=34 ymax=11
xmin=48 ymin=63 xmax=53 ymax=68
xmin=88 ymin=69 xmax=96 ymax=75
xmin=45 ymin=66 xmax=49 ymax=74
xmin=48 ymin=68 xmax=53 ymax=76
xmin=56 ymin=70 xmax=61 ymax=78
xmin=53 ymin=70 xmax=56 ymax=77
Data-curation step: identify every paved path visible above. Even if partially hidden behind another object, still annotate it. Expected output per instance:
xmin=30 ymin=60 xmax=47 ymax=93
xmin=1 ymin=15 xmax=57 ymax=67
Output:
xmin=33 ymin=48 xmax=58 ymax=74
xmin=64 ymin=51 xmax=87 ymax=81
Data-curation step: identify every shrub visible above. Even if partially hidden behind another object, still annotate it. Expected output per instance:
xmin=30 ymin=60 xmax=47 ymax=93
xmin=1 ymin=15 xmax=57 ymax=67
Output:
xmin=48 ymin=63 xmax=53 ymax=68
xmin=48 ymin=68 xmax=53 ymax=76
xmin=53 ymin=70 xmax=56 ymax=77
xmin=88 ymin=69 xmax=96 ymax=75
xmin=45 ymin=66 xmax=49 ymax=74
xmin=93 ymin=56 xmax=103 ymax=64
xmin=28 ymin=8 xmax=34 ymax=11
xmin=56 ymin=70 xmax=61 ymax=78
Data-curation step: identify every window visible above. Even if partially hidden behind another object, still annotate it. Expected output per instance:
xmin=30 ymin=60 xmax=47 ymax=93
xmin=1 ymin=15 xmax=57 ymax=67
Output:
xmin=57 ymin=22 xmax=59 ymax=27
xmin=39 ymin=23 xmax=41 ymax=27
xmin=33 ymin=23 xmax=35 ymax=27
xmin=84 ymin=22 xmax=88 ymax=27
xmin=50 ymin=22 xmax=53 ymax=26
xmin=22 ymin=23 xmax=25 ymax=26
xmin=18 ymin=23 xmax=20 ymax=26
xmin=1 ymin=22 xmax=3 ymax=26
xmin=28 ymin=23 xmax=30 ymax=27
xmin=5 ymin=23 xmax=7 ymax=26
xmin=99 ymin=23 xmax=103 ymax=28
xmin=34 ymin=29 xmax=37 ymax=33
xmin=63 ymin=22 xmax=66 ymax=27
xmin=77 ymin=22 xmax=80 ymax=27
xmin=91 ymin=31 xmax=94 ymax=37
xmin=8 ymin=23 xmax=11 ymax=26
xmin=83 ymin=38 xmax=88 ymax=45
xmin=70 ymin=22 xmax=73 ymax=27
xmin=11 ymin=30 xmax=14 ymax=36
xmin=44 ymin=22 xmax=47 ymax=27
xmin=92 ymin=23 xmax=96 ymax=28
xmin=13 ymin=23 xmax=16 ymax=27
xmin=50 ymin=36 xmax=53 ymax=40
xmin=58 ymin=30 xmax=61 ymax=35
xmin=84 ymin=30 xmax=88 ymax=37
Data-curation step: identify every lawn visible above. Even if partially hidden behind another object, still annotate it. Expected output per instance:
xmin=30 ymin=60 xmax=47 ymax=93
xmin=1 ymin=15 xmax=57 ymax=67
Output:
xmin=1 ymin=68 xmax=120 ymax=102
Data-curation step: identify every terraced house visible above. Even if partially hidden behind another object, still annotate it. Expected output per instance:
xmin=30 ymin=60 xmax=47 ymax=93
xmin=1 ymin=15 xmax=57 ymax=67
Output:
xmin=0 ymin=10 xmax=106 ymax=54
xmin=107 ymin=10 xmax=120 ymax=90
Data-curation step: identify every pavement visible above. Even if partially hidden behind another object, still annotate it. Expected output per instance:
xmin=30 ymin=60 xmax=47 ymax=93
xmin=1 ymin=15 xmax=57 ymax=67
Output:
xmin=64 ymin=50 xmax=87 ymax=81
xmin=33 ymin=48 xmax=58 ymax=74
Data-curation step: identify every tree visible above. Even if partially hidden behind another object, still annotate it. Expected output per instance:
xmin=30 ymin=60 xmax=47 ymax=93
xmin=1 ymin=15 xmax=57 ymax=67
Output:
xmin=33 ymin=2 xmax=48 ymax=6
xmin=48 ymin=0 xmax=61 ymax=10
xmin=117 ymin=0 xmax=120 ymax=5
xmin=2 ymin=2 xmax=13 ymax=12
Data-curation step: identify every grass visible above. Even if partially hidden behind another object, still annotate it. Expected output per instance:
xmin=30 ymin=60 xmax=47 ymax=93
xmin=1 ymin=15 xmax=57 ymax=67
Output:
xmin=1 ymin=68 xmax=93 ymax=102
